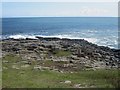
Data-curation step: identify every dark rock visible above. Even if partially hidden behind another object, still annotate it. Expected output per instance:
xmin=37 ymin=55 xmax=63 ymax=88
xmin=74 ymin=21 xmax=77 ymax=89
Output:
xmin=26 ymin=38 xmax=37 ymax=40
xmin=2 ymin=37 xmax=119 ymax=71
xmin=69 ymin=60 xmax=73 ymax=63
xmin=12 ymin=47 xmax=20 ymax=51
xmin=26 ymin=44 xmax=37 ymax=50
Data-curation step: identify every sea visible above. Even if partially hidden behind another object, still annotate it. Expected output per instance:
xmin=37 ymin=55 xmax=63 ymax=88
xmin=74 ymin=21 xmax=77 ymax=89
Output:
xmin=2 ymin=17 xmax=118 ymax=49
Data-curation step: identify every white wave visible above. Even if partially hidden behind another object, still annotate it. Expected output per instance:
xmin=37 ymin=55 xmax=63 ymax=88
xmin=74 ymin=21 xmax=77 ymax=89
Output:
xmin=4 ymin=34 xmax=118 ymax=49
xmin=36 ymin=34 xmax=77 ymax=39
xmin=37 ymin=35 xmax=98 ymax=44
xmin=8 ymin=34 xmax=84 ymax=40
xmin=0 ymin=35 xmax=2 ymax=40
xmin=9 ymin=34 xmax=38 ymax=39
xmin=82 ymin=38 xmax=98 ymax=43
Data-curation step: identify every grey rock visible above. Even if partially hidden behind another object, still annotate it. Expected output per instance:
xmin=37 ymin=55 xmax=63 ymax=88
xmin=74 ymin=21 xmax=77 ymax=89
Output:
xmin=64 ymin=80 xmax=71 ymax=84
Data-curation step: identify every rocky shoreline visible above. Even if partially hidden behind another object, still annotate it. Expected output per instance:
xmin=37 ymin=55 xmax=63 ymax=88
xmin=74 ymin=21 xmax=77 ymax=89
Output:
xmin=1 ymin=37 xmax=120 ymax=72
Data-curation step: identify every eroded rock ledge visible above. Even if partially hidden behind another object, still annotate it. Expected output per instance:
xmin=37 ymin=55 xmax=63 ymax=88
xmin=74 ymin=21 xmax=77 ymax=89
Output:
xmin=2 ymin=37 xmax=120 ymax=72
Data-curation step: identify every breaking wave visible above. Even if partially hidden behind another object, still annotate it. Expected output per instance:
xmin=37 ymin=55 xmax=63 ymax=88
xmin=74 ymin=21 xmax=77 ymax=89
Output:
xmin=2 ymin=33 xmax=118 ymax=49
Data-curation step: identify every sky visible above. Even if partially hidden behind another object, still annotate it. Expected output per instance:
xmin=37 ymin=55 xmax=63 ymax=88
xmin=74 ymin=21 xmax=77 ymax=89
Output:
xmin=2 ymin=2 xmax=118 ymax=17
xmin=1 ymin=0 xmax=119 ymax=2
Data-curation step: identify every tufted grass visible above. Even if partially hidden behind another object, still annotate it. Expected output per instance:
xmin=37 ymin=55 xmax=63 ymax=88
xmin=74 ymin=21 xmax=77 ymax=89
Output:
xmin=2 ymin=54 xmax=120 ymax=88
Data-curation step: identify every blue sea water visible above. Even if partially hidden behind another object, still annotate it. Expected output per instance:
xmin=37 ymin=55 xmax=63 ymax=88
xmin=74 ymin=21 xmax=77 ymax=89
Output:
xmin=2 ymin=17 xmax=118 ymax=49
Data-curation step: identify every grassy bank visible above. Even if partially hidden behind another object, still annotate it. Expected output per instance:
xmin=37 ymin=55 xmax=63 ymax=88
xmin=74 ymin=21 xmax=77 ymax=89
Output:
xmin=2 ymin=54 xmax=120 ymax=88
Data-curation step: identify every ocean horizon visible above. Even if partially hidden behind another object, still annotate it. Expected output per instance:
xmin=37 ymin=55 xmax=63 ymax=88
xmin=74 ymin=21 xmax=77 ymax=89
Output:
xmin=2 ymin=2 xmax=120 ymax=88
xmin=2 ymin=17 xmax=118 ymax=49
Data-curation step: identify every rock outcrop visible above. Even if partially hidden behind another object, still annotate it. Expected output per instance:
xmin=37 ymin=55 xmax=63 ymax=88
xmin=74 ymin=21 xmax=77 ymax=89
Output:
xmin=1 ymin=37 xmax=120 ymax=72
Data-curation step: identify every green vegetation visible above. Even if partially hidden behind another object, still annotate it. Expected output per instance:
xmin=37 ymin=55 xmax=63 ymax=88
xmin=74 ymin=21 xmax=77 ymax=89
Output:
xmin=43 ymin=60 xmax=54 ymax=66
xmin=53 ymin=50 xmax=71 ymax=57
xmin=0 ymin=58 xmax=2 ymax=89
xmin=2 ymin=54 xmax=120 ymax=88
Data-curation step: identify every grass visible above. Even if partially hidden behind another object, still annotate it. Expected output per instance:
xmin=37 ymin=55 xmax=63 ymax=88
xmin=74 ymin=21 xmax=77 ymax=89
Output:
xmin=53 ymin=50 xmax=71 ymax=57
xmin=0 ymin=58 xmax=2 ymax=89
xmin=2 ymin=54 xmax=120 ymax=88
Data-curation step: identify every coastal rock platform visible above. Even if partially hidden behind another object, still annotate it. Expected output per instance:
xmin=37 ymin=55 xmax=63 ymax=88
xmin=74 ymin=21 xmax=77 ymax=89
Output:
xmin=1 ymin=37 xmax=120 ymax=72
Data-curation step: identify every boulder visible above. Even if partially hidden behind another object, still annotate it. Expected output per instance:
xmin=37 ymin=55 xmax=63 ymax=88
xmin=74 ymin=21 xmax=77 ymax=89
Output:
xmin=64 ymin=80 xmax=71 ymax=84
